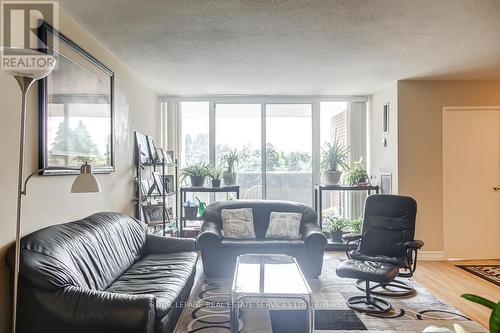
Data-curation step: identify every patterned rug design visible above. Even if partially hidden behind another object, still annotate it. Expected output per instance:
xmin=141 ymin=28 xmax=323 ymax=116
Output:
xmin=174 ymin=254 xmax=486 ymax=332
xmin=457 ymin=265 xmax=500 ymax=286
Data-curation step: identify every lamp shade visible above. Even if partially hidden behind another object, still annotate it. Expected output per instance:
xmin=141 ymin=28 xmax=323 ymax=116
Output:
xmin=0 ymin=47 xmax=56 ymax=80
xmin=71 ymin=164 xmax=101 ymax=193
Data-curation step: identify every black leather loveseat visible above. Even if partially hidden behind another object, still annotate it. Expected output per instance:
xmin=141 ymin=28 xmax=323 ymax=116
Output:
xmin=7 ymin=212 xmax=198 ymax=333
xmin=197 ymin=200 xmax=327 ymax=278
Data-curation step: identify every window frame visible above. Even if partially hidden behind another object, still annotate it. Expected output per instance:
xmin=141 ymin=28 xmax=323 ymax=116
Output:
xmin=167 ymin=95 xmax=368 ymax=207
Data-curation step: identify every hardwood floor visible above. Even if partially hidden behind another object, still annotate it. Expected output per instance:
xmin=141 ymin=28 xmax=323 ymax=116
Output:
xmin=414 ymin=260 xmax=500 ymax=329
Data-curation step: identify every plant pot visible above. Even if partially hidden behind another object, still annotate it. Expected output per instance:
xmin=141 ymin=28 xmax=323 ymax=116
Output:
xmin=330 ymin=230 xmax=344 ymax=243
xmin=184 ymin=205 xmax=198 ymax=219
xmin=323 ymin=170 xmax=342 ymax=185
xmin=190 ymin=175 xmax=205 ymax=187
xmin=223 ymin=172 xmax=237 ymax=185
xmin=211 ymin=179 xmax=221 ymax=187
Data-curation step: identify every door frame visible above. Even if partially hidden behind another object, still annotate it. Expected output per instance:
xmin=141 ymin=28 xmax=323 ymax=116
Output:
xmin=442 ymin=106 xmax=500 ymax=259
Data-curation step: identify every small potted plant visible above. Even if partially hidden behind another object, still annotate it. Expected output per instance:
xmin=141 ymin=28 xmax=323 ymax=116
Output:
xmin=321 ymin=139 xmax=349 ymax=185
xmin=346 ymin=157 xmax=369 ymax=186
xmin=207 ymin=165 xmax=223 ymax=187
xmin=347 ymin=216 xmax=363 ymax=234
xmin=222 ymin=149 xmax=240 ymax=186
xmin=180 ymin=162 xmax=208 ymax=187
xmin=325 ymin=216 xmax=349 ymax=243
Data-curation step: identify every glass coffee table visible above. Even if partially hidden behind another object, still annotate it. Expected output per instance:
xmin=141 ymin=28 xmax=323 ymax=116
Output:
xmin=230 ymin=254 xmax=314 ymax=333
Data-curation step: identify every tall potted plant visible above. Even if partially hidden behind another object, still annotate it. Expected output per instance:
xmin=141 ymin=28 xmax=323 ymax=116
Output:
xmin=222 ymin=149 xmax=239 ymax=186
xmin=180 ymin=162 xmax=208 ymax=187
xmin=321 ymin=139 xmax=349 ymax=185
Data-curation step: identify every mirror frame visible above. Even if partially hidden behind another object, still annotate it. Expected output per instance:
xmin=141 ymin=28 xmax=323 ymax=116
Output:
xmin=38 ymin=21 xmax=115 ymax=175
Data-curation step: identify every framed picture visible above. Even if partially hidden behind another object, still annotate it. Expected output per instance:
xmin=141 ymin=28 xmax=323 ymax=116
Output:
xmin=146 ymin=135 xmax=157 ymax=163
xmin=140 ymin=179 xmax=152 ymax=196
xmin=383 ymin=102 xmax=389 ymax=134
xmin=142 ymin=205 xmax=167 ymax=225
xmin=151 ymin=172 xmax=164 ymax=195
xmin=163 ymin=175 xmax=175 ymax=193
xmin=380 ymin=173 xmax=392 ymax=194
xmin=165 ymin=150 xmax=174 ymax=164
xmin=38 ymin=22 xmax=114 ymax=175
xmin=135 ymin=131 xmax=150 ymax=164
xmin=156 ymin=147 xmax=166 ymax=162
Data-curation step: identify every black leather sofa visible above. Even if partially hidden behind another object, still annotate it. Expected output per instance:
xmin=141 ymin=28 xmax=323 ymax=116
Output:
xmin=197 ymin=200 xmax=327 ymax=278
xmin=6 ymin=212 xmax=198 ymax=333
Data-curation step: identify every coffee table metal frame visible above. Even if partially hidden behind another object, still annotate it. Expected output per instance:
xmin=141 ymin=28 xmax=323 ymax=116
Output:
xmin=230 ymin=254 xmax=314 ymax=333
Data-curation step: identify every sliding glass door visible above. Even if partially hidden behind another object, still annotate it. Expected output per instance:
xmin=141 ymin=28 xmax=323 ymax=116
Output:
xmin=215 ymin=104 xmax=262 ymax=199
xmin=265 ymin=104 xmax=312 ymax=205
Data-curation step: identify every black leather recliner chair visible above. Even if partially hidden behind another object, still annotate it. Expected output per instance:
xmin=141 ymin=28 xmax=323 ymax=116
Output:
xmin=6 ymin=212 xmax=198 ymax=333
xmin=343 ymin=194 xmax=424 ymax=296
xmin=197 ymin=200 xmax=327 ymax=278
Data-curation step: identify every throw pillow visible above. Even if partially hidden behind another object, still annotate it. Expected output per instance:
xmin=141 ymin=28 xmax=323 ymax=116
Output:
xmin=221 ymin=208 xmax=256 ymax=239
xmin=265 ymin=212 xmax=302 ymax=240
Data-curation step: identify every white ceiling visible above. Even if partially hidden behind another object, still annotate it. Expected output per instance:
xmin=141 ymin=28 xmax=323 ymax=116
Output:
xmin=59 ymin=0 xmax=500 ymax=96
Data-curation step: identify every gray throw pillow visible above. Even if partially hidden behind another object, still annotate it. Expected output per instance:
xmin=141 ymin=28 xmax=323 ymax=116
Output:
xmin=265 ymin=212 xmax=302 ymax=240
xmin=221 ymin=208 xmax=256 ymax=239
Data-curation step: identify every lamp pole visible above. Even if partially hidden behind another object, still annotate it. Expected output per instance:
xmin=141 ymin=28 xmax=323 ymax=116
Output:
xmin=12 ymin=76 xmax=36 ymax=333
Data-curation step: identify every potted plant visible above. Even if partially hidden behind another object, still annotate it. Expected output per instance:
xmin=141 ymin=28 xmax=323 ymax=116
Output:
xmin=180 ymin=162 xmax=208 ymax=187
xmin=325 ymin=216 xmax=349 ymax=243
xmin=321 ymin=139 xmax=349 ymax=185
xmin=207 ymin=165 xmax=223 ymax=187
xmin=222 ymin=149 xmax=240 ymax=185
xmin=348 ymin=216 xmax=363 ymax=234
xmin=346 ymin=157 xmax=369 ymax=186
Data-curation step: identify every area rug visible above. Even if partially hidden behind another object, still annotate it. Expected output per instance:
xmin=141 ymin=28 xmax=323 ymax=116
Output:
xmin=457 ymin=265 xmax=500 ymax=287
xmin=174 ymin=254 xmax=486 ymax=332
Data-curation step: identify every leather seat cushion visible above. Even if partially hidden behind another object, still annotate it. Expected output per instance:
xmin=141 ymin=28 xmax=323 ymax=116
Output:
xmin=106 ymin=251 xmax=197 ymax=320
xmin=336 ymin=259 xmax=399 ymax=284
xmin=348 ymin=249 xmax=406 ymax=267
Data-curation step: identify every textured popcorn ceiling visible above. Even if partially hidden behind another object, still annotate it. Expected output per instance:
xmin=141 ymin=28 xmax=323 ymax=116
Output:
xmin=59 ymin=0 xmax=500 ymax=95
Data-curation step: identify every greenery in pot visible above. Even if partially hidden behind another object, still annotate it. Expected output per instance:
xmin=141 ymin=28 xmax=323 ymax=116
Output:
xmin=348 ymin=216 xmax=363 ymax=234
xmin=325 ymin=216 xmax=349 ymax=243
xmin=207 ymin=165 xmax=223 ymax=187
xmin=346 ymin=157 xmax=369 ymax=186
xmin=462 ymin=294 xmax=499 ymax=333
xmin=180 ymin=162 xmax=209 ymax=187
xmin=321 ymin=139 xmax=349 ymax=185
xmin=222 ymin=149 xmax=240 ymax=185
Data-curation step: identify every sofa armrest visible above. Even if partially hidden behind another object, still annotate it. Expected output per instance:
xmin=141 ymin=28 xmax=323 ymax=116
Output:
xmin=43 ymin=286 xmax=155 ymax=333
xmin=301 ymin=222 xmax=327 ymax=245
xmin=404 ymin=239 xmax=424 ymax=250
xmin=197 ymin=220 xmax=222 ymax=247
xmin=145 ymin=234 xmax=196 ymax=255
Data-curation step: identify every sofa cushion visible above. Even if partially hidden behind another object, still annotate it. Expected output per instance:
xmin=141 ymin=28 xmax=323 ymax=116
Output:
xmin=265 ymin=212 xmax=302 ymax=240
xmin=221 ymin=208 xmax=256 ymax=239
xmin=220 ymin=239 xmax=305 ymax=252
xmin=106 ymin=251 xmax=198 ymax=320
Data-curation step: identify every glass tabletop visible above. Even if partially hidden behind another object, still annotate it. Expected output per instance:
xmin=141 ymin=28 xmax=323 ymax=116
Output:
xmin=232 ymin=254 xmax=310 ymax=296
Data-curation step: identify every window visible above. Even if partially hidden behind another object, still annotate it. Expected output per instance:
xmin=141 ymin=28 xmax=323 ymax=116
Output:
xmin=174 ymin=98 xmax=367 ymax=224
xmin=215 ymin=104 xmax=262 ymax=199
xmin=180 ymin=102 xmax=209 ymax=167
xmin=320 ymin=102 xmax=348 ymax=216
xmin=266 ymin=104 xmax=312 ymax=205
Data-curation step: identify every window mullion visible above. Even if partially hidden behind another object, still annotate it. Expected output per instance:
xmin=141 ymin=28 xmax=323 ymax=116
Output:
xmin=261 ymin=103 xmax=267 ymax=199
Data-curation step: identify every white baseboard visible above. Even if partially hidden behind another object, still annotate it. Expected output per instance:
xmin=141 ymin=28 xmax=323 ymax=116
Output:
xmin=419 ymin=251 xmax=445 ymax=261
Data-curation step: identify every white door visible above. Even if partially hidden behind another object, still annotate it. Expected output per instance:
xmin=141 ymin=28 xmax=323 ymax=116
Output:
xmin=443 ymin=108 xmax=500 ymax=259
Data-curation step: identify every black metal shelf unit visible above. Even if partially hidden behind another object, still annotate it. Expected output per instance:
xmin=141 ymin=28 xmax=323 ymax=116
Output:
xmin=135 ymin=158 xmax=179 ymax=236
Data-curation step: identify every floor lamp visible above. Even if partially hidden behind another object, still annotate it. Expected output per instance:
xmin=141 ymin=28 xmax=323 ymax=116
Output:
xmin=2 ymin=48 xmax=102 ymax=333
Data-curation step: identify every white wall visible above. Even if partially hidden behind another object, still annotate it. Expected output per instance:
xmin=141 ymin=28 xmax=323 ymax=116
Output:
xmin=368 ymin=82 xmax=398 ymax=193
xmin=0 ymin=10 xmax=160 ymax=331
